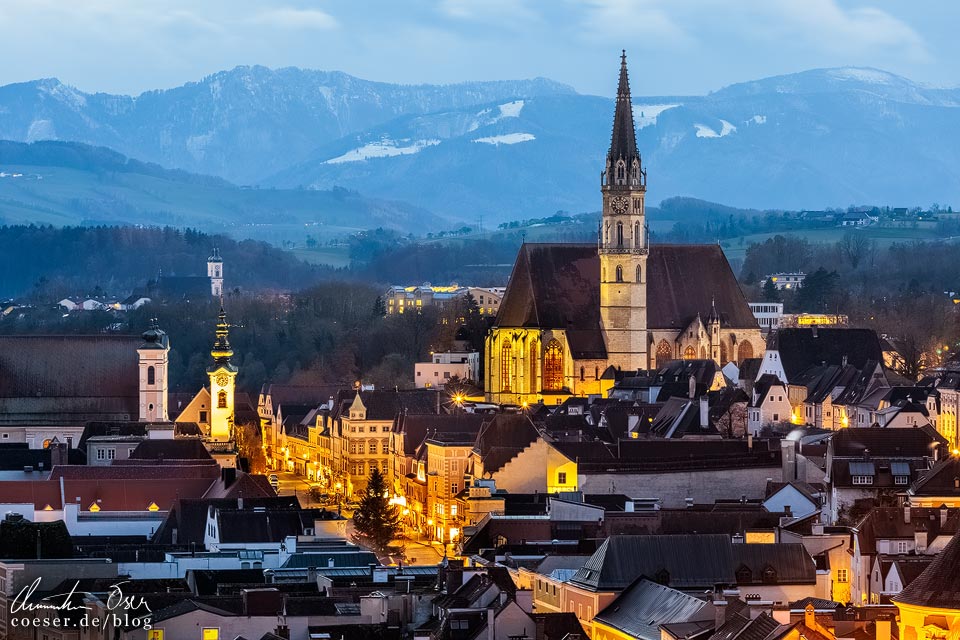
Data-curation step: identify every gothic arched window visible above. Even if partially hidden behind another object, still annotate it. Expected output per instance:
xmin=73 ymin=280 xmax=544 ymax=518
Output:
xmin=656 ymin=340 xmax=672 ymax=369
xmin=615 ymin=265 xmax=623 ymax=282
xmin=634 ymin=222 xmax=641 ymax=247
xmin=616 ymin=160 xmax=626 ymax=184
xmin=580 ymin=366 xmax=585 ymax=382
xmin=147 ymin=366 xmax=155 ymax=385
xmin=683 ymin=346 xmax=697 ymax=360
xmin=737 ymin=340 xmax=754 ymax=363
xmin=544 ymin=340 xmax=564 ymax=391
xmin=636 ymin=265 xmax=642 ymax=282
xmin=217 ymin=390 xmax=227 ymax=408
xmin=501 ymin=342 xmax=513 ymax=392
xmin=700 ymin=346 xmax=707 ymax=359
xmin=529 ymin=341 xmax=538 ymax=394
xmin=616 ymin=222 xmax=623 ymax=247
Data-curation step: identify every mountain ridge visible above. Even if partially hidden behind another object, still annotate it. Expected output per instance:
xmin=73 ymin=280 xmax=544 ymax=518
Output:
xmin=1 ymin=65 xmax=959 ymax=223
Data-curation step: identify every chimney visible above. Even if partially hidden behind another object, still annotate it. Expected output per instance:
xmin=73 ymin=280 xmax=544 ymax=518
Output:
xmin=804 ymin=604 xmax=816 ymax=630
xmin=875 ymin=614 xmax=892 ymax=640
xmin=915 ymin=525 xmax=928 ymax=553
xmin=699 ymin=396 xmax=709 ymax=429
xmin=688 ymin=375 xmax=696 ymax=399
xmin=747 ymin=434 xmax=753 ymax=450
xmin=904 ymin=505 xmax=911 ymax=524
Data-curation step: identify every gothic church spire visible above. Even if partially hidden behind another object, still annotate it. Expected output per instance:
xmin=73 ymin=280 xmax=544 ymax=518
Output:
xmin=606 ymin=50 xmax=645 ymax=187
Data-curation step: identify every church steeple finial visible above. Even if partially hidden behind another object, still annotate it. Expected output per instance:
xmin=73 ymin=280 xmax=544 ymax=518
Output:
xmin=607 ymin=50 xmax=641 ymax=181
xmin=211 ymin=301 xmax=233 ymax=364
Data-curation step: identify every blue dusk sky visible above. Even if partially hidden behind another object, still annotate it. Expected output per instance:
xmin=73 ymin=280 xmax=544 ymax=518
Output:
xmin=0 ymin=1 xmax=956 ymax=96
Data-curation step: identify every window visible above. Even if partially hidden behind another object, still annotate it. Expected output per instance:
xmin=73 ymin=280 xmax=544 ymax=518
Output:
xmin=852 ymin=475 xmax=874 ymax=485
xmin=683 ymin=346 xmax=696 ymax=360
xmin=451 ymin=504 xmax=458 ymax=516
xmin=217 ymin=390 xmax=227 ymax=409
xmin=895 ymin=475 xmax=909 ymax=485
xmin=837 ymin=569 xmax=848 ymax=583
xmin=636 ymin=264 xmax=642 ymax=282
xmin=896 ymin=541 xmax=909 ymax=554
xmin=558 ymin=472 xmax=567 ymax=485
xmin=451 ymin=483 xmax=458 ymax=494
xmin=369 ymin=440 xmax=377 ymax=454
xmin=773 ymin=414 xmax=779 ymax=421
xmin=615 ymin=265 xmax=623 ymax=282
xmin=97 ymin=448 xmax=106 ymax=460
xmin=202 ymin=629 xmax=220 ymax=640
xmin=634 ymin=222 xmax=641 ymax=247
xmin=357 ymin=441 xmax=365 ymax=455
xmin=529 ymin=341 xmax=538 ymax=393
xmin=107 ymin=448 xmax=116 ymax=460
xmin=501 ymin=342 xmax=513 ymax=392
xmin=616 ymin=222 xmax=623 ymax=247
xmin=544 ymin=340 xmax=564 ymax=391
xmin=656 ymin=340 xmax=672 ymax=368
xmin=147 ymin=366 xmax=155 ymax=385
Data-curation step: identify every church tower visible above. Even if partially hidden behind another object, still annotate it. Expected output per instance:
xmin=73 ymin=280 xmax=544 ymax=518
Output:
xmin=207 ymin=304 xmax=237 ymax=441
xmin=208 ymin=248 xmax=223 ymax=298
xmin=599 ymin=51 xmax=648 ymax=372
xmin=137 ymin=318 xmax=169 ymax=422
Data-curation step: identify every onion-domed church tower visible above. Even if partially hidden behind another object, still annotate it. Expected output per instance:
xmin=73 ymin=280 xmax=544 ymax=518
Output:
xmin=207 ymin=304 xmax=237 ymax=441
xmin=599 ymin=50 xmax=648 ymax=372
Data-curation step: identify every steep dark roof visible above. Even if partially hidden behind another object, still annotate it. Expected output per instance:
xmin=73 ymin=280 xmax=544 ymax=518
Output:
xmin=494 ymin=244 xmax=756 ymax=355
xmin=393 ymin=413 xmax=485 ymax=455
xmin=831 ymin=427 xmax=945 ymax=458
xmin=608 ymin=50 xmax=641 ymax=170
xmin=0 ymin=336 xmax=140 ymax=424
xmin=730 ymin=543 xmax=817 ymax=584
xmin=0 ymin=442 xmax=85 ymax=469
xmin=79 ymin=421 xmax=202 ymax=449
xmin=894 ymin=530 xmax=960 ymax=608
xmin=474 ymin=414 xmax=540 ymax=474
xmin=129 ymin=438 xmax=214 ymax=462
xmin=769 ymin=329 xmax=882 ymax=381
xmin=152 ymin=496 xmax=299 ymax=545
xmin=333 ymin=389 xmax=441 ymax=422
xmin=739 ymin=358 xmax=763 ymax=382
xmin=215 ymin=509 xmax=303 ymax=543
xmin=570 ymin=534 xmax=735 ymax=591
xmin=593 ymin=577 xmax=711 ymax=640
xmin=910 ymin=458 xmax=960 ymax=498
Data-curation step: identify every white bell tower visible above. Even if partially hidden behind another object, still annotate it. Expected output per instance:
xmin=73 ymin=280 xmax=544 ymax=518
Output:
xmin=208 ymin=248 xmax=224 ymax=298
xmin=138 ymin=319 xmax=169 ymax=422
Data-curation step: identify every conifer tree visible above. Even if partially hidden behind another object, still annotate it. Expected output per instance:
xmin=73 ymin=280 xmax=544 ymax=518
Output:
xmin=352 ymin=467 xmax=401 ymax=554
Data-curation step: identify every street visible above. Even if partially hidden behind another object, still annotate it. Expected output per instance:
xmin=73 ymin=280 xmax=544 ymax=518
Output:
xmin=271 ymin=471 xmax=450 ymax=565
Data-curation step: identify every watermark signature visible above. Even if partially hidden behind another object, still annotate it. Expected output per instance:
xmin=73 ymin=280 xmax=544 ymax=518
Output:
xmin=9 ymin=577 xmax=154 ymax=630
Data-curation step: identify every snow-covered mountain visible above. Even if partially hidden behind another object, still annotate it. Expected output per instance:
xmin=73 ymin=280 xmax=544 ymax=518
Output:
xmin=2 ymin=66 xmax=959 ymax=225
xmin=267 ymin=67 xmax=960 ymax=219
xmin=0 ymin=67 xmax=575 ymax=185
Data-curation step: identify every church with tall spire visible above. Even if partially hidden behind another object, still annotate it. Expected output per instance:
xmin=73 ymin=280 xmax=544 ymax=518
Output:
xmin=207 ymin=303 xmax=238 ymax=441
xmin=485 ymin=52 xmax=762 ymax=405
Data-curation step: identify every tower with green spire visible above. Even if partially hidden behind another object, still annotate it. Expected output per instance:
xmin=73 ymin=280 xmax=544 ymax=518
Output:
xmin=207 ymin=303 xmax=237 ymax=441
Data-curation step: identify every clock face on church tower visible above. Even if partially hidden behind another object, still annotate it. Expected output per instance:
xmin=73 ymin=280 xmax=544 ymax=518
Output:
xmin=610 ymin=196 xmax=629 ymax=214
xmin=215 ymin=372 xmax=230 ymax=387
